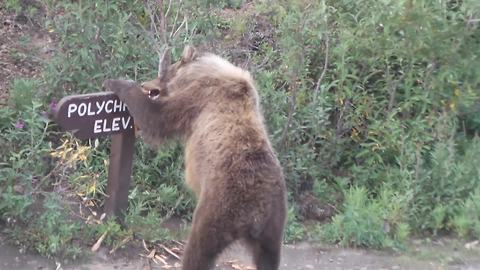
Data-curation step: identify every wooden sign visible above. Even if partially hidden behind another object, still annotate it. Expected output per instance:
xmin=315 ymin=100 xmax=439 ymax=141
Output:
xmin=54 ymin=89 xmax=137 ymax=219
xmin=55 ymin=92 xmax=134 ymax=139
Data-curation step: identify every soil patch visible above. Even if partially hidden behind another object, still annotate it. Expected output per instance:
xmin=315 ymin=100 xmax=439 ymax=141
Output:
xmin=0 ymin=3 xmax=53 ymax=106
xmin=2 ymin=238 xmax=480 ymax=270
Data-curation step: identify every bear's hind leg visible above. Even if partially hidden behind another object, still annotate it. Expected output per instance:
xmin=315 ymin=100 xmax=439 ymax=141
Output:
xmin=246 ymin=205 xmax=285 ymax=270
xmin=247 ymin=235 xmax=282 ymax=270
xmin=182 ymin=209 xmax=234 ymax=270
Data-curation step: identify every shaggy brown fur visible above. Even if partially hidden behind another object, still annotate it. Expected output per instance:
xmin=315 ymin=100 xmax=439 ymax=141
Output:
xmin=103 ymin=46 xmax=287 ymax=270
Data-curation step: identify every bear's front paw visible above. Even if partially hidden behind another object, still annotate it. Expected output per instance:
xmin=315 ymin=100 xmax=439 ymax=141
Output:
xmin=103 ymin=79 xmax=138 ymax=95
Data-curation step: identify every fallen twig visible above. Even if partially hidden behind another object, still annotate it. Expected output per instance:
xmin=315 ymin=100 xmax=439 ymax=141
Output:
xmin=158 ymin=244 xmax=181 ymax=260
xmin=147 ymin=248 xmax=156 ymax=259
xmin=109 ymin=235 xmax=133 ymax=254
xmin=155 ymin=254 xmax=168 ymax=265
xmin=91 ymin=231 xmax=107 ymax=252
xmin=142 ymin=239 xmax=149 ymax=252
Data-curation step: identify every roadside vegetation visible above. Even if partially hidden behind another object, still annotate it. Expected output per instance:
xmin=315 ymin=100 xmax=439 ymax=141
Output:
xmin=0 ymin=0 xmax=479 ymax=260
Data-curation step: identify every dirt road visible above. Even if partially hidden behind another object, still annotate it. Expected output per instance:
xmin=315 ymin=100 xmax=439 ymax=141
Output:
xmin=2 ymin=240 xmax=480 ymax=270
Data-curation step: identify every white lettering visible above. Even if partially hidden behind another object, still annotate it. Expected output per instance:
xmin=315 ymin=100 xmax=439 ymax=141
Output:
xmin=105 ymin=100 xmax=113 ymax=113
xmin=78 ymin=103 xmax=87 ymax=116
xmin=87 ymin=103 xmax=95 ymax=116
xmin=123 ymin=102 xmax=127 ymax=111
xmin=67 ymin=104 xmax=77 ymax=118
xmin=94 ymin=119 xmax=102 ymax=133
xmin=103 ymin=119 xmax=111 ymax=132
xmin=96 ymin=101 xmax=105 ymax=114
xmin=121 ymin=116 xmax=131 ymax=129
xmin=113 ymin=99 xmax=122 ymax=112
xmin=111 ymin=117 xmax=120 ymax=131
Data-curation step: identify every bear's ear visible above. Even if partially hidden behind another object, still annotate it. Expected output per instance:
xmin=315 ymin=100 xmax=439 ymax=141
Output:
xmin=158 ymin=47 xmax=172 ymax=79
xmin=181 ymin=45 xmax=197 ymax=64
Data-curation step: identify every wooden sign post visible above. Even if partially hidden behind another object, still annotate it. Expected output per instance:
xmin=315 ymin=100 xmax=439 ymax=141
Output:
xmin=55 ymin=92 xmax=135 ymax=218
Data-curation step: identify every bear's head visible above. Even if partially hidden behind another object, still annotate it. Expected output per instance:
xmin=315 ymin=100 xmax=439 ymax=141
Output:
xmin=141 ymin=46 xmax=198 ymax=99
xmin=142 ymin=46 xmax=258 ymax=109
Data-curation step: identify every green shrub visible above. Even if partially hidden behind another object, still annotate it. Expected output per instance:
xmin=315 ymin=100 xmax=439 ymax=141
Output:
xmin=321 ymin=186 xmax=410 ymax=249
xmin=284 ymin=206 xmax=306 ymax=243
xmin=452 ymin=188 xmax=480 ymax=239
xmin=124 ymin=208 xmax=172 ymax=242
xmin=412 ymin=137 xmax=480 ymax=233
xmin=42 ymin=0 xmax=158 ymax=100
xmin=256 ymin=0 xmax=480 ymax=243
xmin=3 ymin=0 xmax=22 ymax=13
xmin=31 ymin=194 xmax=83 ymax=259
xmin=8 ymin=79 xmax=40 ymax=109
xmin=322 ymin=187 xmax=387 ymax=248
xmin=0 ymin=101 xmax=84 ymax=259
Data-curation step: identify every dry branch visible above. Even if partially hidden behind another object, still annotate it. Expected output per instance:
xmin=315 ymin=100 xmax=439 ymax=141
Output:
xmin=158 ymin=244 xmax=182 ymax=260
xmin=91 ymin=231 xmax=107 ymax=252
xmin=314 ymin=34 xmax=329 ymax=101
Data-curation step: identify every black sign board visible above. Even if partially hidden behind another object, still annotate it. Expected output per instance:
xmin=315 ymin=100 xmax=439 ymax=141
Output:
xmin=54 ymin=85 xmax=138 ymax=219
xmin=55 ymin=92 xmax=134 ymax=140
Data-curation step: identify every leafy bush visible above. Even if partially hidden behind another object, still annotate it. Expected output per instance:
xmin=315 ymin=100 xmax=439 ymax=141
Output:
xmin=0 ymin=100 xmax=85 ymax=258
xmin=250 ymin=0 xmax=480 ymax=246
xmin=8 ymin=79 xmax=40 ymax=109
xmin=321 ymin=186 xmax=410 ymax=249
xmin=284 ymin=206 xmax=306 ymax=243
xmin=452 ymin=188 xmax=480 ymax=239
xmin=412 ymin=137 xmax=480 ymax=233
xmin=29 ymin=194 xmax=83 ymax=259
xmin=42 ymin=0 xmax=157 ymax=100
xmin=3 ymin=0 xmax=22 ymax=13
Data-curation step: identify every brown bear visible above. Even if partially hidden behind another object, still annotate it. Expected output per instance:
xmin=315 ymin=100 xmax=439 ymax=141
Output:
xmin=103 ymin=46 xmax=287 ymax=270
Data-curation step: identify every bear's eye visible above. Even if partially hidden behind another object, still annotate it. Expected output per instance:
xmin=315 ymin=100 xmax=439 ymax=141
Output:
xmin=148 ymin=89 xmax=161 ymax=99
